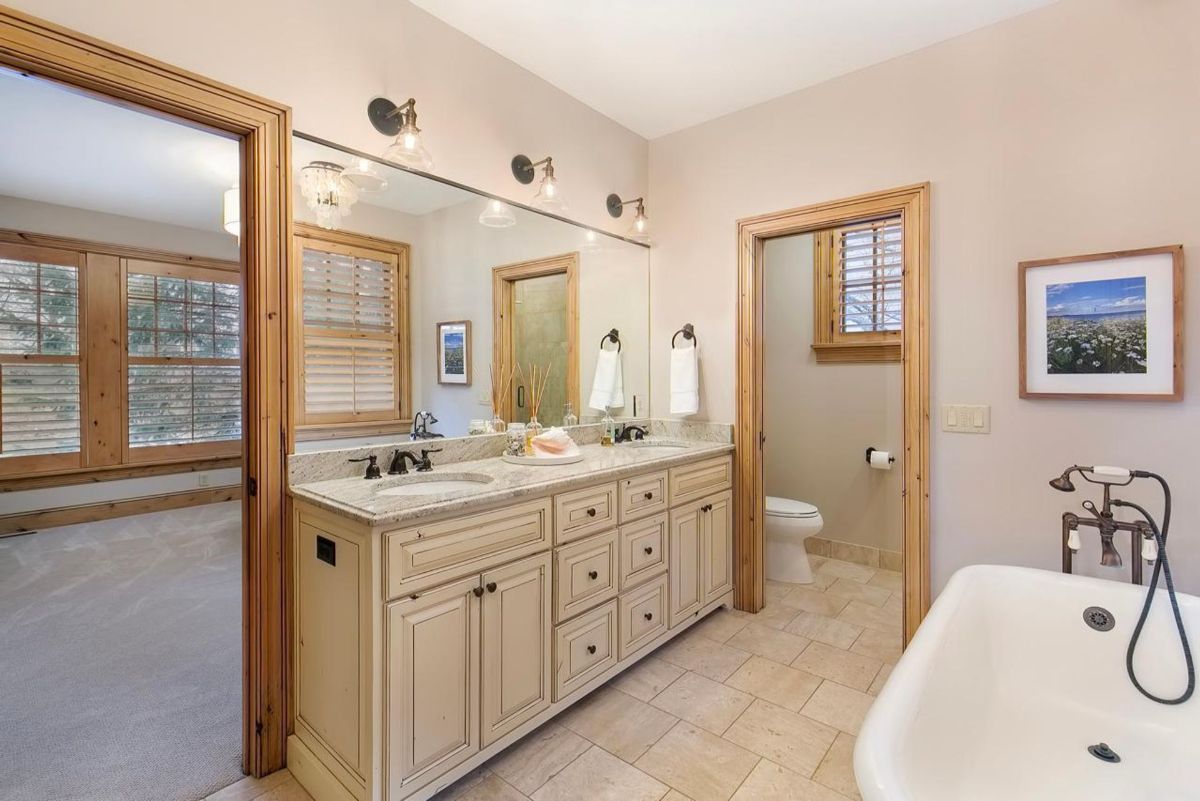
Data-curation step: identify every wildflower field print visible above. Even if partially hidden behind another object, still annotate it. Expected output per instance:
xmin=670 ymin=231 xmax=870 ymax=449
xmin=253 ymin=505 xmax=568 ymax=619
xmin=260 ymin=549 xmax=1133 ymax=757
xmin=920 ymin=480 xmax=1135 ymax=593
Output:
xmin=1045 ymin=277 xmax=1147 ymax=374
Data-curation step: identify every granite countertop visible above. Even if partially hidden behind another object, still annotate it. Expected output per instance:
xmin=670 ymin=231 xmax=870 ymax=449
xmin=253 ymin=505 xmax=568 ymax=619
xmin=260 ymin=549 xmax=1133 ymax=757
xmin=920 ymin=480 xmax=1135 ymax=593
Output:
xmin=289 ymin=439 xmax=735 ymax=528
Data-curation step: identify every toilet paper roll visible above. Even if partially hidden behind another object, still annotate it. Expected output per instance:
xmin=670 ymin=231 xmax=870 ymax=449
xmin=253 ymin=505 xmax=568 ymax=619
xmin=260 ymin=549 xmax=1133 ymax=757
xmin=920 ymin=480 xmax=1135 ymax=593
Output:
xmin=868 ymin=449 xmax=893 ymax=470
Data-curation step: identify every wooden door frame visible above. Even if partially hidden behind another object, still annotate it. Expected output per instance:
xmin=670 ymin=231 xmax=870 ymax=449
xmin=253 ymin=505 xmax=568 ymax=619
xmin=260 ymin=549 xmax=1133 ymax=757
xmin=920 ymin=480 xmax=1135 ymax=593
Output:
xmin=491 ymin=253 xmax=580 ymax=422
xmin=735 ymin=183 xmax=930 ymax=643
xmin=0 ymin=7 xmax=292 ymax=776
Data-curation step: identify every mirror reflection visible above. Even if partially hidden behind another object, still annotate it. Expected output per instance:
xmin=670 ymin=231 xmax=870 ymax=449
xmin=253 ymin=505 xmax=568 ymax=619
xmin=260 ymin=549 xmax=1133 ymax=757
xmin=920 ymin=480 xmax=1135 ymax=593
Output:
xmin=292 ymin=134 xmax=650 ymax=448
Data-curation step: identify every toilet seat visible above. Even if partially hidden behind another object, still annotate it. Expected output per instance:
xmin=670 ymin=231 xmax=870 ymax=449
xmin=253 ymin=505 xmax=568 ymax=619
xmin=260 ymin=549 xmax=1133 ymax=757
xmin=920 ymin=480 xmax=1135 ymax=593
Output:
xmin=766 ymin=496 xmax=819 ymax=519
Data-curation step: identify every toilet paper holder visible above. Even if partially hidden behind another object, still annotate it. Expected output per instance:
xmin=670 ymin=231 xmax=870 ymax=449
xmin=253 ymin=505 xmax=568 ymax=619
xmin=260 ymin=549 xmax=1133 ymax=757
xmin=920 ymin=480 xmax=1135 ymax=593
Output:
xmin=865 ymin=447 xmax=895 ymax=465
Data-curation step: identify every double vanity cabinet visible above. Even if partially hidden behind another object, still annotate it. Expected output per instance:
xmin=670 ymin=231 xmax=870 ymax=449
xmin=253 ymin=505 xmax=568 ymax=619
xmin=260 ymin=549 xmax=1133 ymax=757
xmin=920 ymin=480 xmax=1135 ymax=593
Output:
xmin=287 ymin=448 xmax=735 ymax=801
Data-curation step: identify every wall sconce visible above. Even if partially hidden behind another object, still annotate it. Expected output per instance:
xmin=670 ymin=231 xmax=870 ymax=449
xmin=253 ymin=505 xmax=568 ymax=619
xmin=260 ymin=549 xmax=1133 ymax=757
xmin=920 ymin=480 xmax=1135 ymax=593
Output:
xmin=512 ymin=154 xmax=566 ymax=213
xmin=368 ymin=96 xmax=434 ymax=171
xmin=607 ymin=193 xmax=651 ymax=244
xmin=478 ymin=198 xmax=517 ymax=228
xmin=222 ymin=183 xmax=239 ymax=239
xmin=300 ymin=161 xmax=358 ymax=230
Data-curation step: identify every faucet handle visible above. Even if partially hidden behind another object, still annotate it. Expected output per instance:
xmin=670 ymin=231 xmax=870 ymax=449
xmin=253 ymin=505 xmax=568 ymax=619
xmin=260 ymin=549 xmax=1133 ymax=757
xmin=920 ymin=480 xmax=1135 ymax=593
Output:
xmin=348 ymin=454 xmax=381 ymax=479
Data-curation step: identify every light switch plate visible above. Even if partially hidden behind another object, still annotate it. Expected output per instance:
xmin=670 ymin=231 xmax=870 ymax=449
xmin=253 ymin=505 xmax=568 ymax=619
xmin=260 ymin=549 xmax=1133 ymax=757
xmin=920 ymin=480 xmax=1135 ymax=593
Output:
xmin=942 ymin=404 xmax=990 ymax=434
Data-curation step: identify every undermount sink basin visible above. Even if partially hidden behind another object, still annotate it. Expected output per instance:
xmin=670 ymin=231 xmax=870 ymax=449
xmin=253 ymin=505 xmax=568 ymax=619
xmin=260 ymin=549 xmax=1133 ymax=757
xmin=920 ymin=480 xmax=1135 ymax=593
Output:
xmin=855 ymin=565 xmax=1200 ymax=801
xmin=376 ymin=473 xmax=493 ymax=497
xmin=628 ymin=440 xmax=690 ymax=449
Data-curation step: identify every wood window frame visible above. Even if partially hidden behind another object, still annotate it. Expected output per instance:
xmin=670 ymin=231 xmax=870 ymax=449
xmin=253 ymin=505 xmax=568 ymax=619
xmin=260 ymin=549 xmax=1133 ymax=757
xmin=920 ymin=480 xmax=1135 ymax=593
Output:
xmin=491 ymin=253 xmax=580 ymax=423
xmin=812 ymin=218 xmax=903 ymax=364
xmin=0 ymin=10 xmax=293 ymax=777
xmin=292 ymin=222 xmax=412 ymax=437
xmin=121 ymin=257 xmax=244 ymax=464
xmin=737 ymin=183 xmax=930 ymax=644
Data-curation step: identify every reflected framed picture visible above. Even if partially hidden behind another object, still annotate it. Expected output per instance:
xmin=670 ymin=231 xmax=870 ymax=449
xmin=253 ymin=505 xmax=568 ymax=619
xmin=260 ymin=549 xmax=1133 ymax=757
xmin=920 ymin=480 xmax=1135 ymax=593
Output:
xmin=1019 ymin=245 xmax=1183 ymax=400
xmin=437 ymin=320 xmax=471 ymax=385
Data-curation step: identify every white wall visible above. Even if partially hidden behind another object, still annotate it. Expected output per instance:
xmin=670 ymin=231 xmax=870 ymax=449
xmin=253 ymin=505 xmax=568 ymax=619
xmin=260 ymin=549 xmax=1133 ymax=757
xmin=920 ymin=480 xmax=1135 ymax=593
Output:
xmin=649 ymin=0 xmax=1200 ymax=593
xmin=9 ymin=0 xmax=648 ymax=236
xmin=763 ymin=234 xmax=903 ymax=553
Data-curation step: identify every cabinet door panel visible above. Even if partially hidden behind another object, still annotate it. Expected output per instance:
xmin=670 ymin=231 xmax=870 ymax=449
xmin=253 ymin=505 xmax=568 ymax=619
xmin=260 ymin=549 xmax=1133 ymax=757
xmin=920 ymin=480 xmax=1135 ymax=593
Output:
xmin=481 ymin=553 xmax=552 ymax=747
xmin=386 ymin=576 xmax=480 ymax=796
xmin=702 ymin=491 xmax=734 ymax=604
xmin=668 ymin=506 xmax=703 ymax=628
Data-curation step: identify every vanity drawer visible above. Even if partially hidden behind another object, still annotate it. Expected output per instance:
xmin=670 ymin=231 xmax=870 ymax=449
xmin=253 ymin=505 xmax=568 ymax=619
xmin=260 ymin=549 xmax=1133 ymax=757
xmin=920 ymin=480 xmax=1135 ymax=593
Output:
xmin=618 ymin=470 xmax=668 ymax=523
xmin=554 ymin=483 xmax=617 ymax=545
xmin=619 ymin=574 xmax=668 ymax=660
xmin=669 ymin=456 xmax=733 ymax=507
xmin=554 ymin=529 xmax=618 ymax=621
xmin=618 ymin=513 xmax=668 ymax=590
xmin=384 ymin=498 xmax=552 ymax=599
xmin=553 ymin=599 xmax=618 ymax=701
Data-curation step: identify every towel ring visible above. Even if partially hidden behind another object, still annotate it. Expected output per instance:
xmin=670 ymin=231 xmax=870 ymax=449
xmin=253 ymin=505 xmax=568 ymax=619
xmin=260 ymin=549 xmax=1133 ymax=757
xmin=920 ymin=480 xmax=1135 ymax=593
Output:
xmin=600 ymin=328 xmax=621 ymax=352
xmin=671 ymin=323 xmax=698 ymax=349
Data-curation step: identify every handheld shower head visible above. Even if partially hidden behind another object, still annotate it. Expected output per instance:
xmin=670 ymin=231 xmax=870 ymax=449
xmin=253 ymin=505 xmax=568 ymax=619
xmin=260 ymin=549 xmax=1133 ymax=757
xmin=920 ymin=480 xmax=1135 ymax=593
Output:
xmin=1049 ymin=469 xmax=1077 ymax=492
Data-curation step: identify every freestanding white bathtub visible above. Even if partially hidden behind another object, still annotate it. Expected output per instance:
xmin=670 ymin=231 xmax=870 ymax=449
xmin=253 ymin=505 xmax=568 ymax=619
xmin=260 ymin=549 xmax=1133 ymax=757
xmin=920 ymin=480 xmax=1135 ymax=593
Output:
xmin=855 ymin=565 xmax=1200 ymax=801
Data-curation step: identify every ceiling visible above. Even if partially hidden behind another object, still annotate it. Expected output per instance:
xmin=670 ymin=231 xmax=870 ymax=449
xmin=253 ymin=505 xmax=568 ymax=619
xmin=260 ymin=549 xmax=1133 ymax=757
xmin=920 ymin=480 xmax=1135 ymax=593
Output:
xmin=0 ymin=69 xmax=239 ymax=233
xmin=410 ymin=0 xmax=1057 ymax=138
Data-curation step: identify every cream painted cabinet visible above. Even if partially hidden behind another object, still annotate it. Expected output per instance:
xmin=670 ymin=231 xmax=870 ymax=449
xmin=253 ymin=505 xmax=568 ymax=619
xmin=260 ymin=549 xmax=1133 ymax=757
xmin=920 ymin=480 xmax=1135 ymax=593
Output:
xmin=481 ymin=553 xmax=552 ymax=746
xmin=669 ymin=489 xmax=733 ymax=628
xmin=701 ymin=491 xmax=734 ymax=604
xmin=386 ymin=575 xmax=480 ymax=797
xmin=668 ymin=504 xmax=703 ymax=627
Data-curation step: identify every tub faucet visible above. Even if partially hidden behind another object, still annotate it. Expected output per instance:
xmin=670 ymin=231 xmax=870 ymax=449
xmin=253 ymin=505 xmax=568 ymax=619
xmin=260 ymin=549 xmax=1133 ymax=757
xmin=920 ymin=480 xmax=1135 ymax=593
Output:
xmin=411 ymin=410 xmax=444 ymax=440
xmin=1049 ymin=465 xmax=1153 ymax=583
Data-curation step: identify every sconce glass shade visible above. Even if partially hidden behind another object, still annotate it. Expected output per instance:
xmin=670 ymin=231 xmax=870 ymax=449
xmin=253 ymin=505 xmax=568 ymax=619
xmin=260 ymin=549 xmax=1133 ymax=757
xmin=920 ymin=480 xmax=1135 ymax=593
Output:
xmin=580 ymin=229 xmax=603 ymax=253
xmin=383 ymin=119 xmax=434 ymax=171
xmin=627 ymin=202 xmax=651 ymax=245
xmin=532 ymin=171 xmax=567 ymax=213
xmin=300 ymin=161 xmax=358 ymax=230
xmin=478 ymin=199 xmax=517 ymax=228
xmin=222 ymin=185 xmax=240 ymax=237
xmin=342 ymin=157 xmax=388 ymax=193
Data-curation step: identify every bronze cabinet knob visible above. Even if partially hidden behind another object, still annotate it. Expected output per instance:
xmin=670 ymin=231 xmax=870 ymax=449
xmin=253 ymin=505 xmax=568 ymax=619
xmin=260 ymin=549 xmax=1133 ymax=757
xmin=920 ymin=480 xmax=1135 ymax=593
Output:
xmin=644 ymin=491 xmax=654 ymax=500
xmin=644 ymin=546 xmax=653 ymax=555
xmin=588 ymin=570 xmax=599 ymax=580
xmin=586 ymin=507 xmax=597 ymax=517
xmin=486 ymin=582 xmax=497 ymax=593
xmin=472 ymin=586 xmax=484 ymax=597
xmin=587 ymin=644 xmax=596 ymax=655
xmin=644 ymin=612 xmax=653 ymax=621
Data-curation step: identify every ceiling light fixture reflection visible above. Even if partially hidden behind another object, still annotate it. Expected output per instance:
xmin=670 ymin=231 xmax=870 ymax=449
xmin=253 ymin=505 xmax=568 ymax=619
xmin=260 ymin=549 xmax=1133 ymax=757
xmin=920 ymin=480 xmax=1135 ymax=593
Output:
xmin=368 ymin=96 xmax=434 ymax=171
xmin=478 ymin=198 xmax=517 ymax=228
xmin=512 ymin=154 xmax=566 ymax=213
xmin=300 ymin=161 xmax=358 ymax=230
xmin=222 ymin=184 xmax=240 ymax=238
xmin=607 ymin=193 xmax=652 ymax=245
xmin=341 ymin=157 xmax=388 ymax=193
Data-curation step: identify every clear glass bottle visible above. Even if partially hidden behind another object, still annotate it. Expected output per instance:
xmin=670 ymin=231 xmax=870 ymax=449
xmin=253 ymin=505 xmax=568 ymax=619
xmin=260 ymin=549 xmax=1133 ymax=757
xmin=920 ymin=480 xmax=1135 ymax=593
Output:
xmin=489 ymin=411 xmax=505 ymax=434
xmin=562 ymin=401 xmax=578 ymax=428
xmin=524 ymin=415 xmax=543 ymax=455
xmin=505 ymin=422 xmax=526 ymax=457
xmin=600 ymin=408 xmax=616 ymax=447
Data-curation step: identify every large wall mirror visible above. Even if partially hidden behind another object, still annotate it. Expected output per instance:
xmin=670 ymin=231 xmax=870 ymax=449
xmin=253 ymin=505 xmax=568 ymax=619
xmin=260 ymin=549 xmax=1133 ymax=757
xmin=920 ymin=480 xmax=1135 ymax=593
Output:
xmin=291 ymin=133 xmax=650 ymax=448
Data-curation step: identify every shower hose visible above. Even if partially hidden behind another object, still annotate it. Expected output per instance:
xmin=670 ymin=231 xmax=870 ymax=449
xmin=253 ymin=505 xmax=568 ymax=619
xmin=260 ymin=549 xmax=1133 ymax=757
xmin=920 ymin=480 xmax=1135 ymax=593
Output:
xmin=1113 ymin=471 xmax=1195 ymax=705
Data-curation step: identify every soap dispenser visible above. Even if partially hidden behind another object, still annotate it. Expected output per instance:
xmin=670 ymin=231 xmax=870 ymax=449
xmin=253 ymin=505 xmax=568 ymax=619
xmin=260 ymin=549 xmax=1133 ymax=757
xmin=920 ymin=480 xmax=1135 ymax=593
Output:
xmin=600 ymin=407 xmax=616 ymax=446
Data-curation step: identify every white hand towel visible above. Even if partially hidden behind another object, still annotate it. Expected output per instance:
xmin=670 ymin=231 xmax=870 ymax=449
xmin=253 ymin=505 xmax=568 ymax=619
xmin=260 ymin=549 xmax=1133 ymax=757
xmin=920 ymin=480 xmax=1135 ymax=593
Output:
xmin=588 ymin=348 xmax=625 ymax=411
xmin=669 ymin=345 xmax=699 ymax=416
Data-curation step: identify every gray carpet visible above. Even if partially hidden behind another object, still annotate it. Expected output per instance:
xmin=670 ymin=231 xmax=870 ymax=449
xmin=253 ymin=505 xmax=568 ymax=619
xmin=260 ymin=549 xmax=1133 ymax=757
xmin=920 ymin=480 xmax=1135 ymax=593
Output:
xmin=0 ymin=501 xmax=244 ymax=801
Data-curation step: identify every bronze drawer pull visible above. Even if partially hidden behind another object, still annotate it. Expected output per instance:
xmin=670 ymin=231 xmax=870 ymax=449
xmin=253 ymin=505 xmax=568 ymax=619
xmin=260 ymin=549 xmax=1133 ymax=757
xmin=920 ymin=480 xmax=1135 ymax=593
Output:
xmin=644 ymin=546 xmax=653 ymax=555
xmin=644 ymin=491 xmax=654 ymax=500
xmin=644 ymin=612 xmax=654 ymax=621
xmin=586 ymin=644 xmax=597 ymax=655
xmin=486 ymin=582 xmax=497 ymax=593
xmin=586 ymin=507 xmax=597 ymax=517
xmin=472 ymin=586 xmax=484 ymax=597
xmin=588 ymin=570 xmax=599 ymax=580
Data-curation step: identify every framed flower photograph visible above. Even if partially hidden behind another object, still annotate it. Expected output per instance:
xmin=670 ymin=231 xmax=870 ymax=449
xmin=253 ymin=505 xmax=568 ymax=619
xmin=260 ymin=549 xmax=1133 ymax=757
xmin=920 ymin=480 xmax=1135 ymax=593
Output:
xmin=1019 ymin=245 xmax=1183 ymax=400
xmin=437 ymin=320 xmax=471 ymax=385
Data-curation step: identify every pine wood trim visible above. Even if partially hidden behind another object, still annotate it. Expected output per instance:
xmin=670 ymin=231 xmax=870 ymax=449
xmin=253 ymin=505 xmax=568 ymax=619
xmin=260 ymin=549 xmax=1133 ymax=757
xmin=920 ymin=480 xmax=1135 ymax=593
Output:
xmin=0 ymin=456 xmax=241 ymax=490
xmin=811 ymin=223 xmax=901 ymax=363
xmin=491 ymin=253 xmax=580 ymax=423
xmin=0 ymin=484 xmax=241 ymax=537
xmin=1018 ymin=244 xmax=1184 ymax=401
xmin=0 ymin=6 xmax=293 ymax=775
xmin=0 ymin=228 xmax=239 ymax=272
xmin=736 ymin=183 xmax=931 ymax=644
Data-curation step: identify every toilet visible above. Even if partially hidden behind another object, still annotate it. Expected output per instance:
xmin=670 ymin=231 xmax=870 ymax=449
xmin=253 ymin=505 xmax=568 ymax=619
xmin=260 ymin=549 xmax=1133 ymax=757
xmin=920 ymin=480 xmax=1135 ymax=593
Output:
xmin=765 ymin=496 xmax=824 ymax=584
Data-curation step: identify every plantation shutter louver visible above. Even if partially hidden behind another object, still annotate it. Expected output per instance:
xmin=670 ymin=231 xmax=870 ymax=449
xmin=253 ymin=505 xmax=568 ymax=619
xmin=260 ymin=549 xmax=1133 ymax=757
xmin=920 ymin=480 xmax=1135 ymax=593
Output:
xmin=300 ymin=239 xmax=403 ymax=423
xmin=0 ymin=251 xmax=82 ymax=460
xmin=835 ymin=217 xmax=903 ymax=334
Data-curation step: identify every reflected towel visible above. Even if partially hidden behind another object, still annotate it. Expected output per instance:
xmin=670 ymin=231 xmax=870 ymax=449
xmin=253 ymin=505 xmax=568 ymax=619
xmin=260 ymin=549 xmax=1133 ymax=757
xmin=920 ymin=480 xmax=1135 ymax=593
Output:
xmin=588 ymin=348 xmax=624 ymax=411
xmin=670 ymin=345 xmax=699 ymax=416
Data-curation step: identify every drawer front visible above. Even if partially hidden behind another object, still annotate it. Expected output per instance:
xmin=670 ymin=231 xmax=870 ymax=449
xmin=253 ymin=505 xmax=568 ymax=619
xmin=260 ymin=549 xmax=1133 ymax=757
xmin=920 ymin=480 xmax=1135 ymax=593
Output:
xmin=619 ymin=574 xmax=668 ymax=660
xmin=618 ymin=513 xmax=668 ymax=591
xmin=669 ymin=456 xmax=733 ymax=507
xmin=554 ymin=599 xmax=618 ymax=701
xmin=554 ymin=529 xmax=618 ymax=621
xmin=618 ymin=470 xmax=668 ymax=523
xmin=554 ymin=483 xmax=617 ymax=545
xmin=384 ymin=498 xmax=551 ymax=600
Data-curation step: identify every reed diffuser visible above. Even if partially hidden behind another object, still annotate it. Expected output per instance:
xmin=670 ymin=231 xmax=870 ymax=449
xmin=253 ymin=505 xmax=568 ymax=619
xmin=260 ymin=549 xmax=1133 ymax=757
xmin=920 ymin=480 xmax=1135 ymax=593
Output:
xmin=523 ymin=361 xmax=552 ymax=455
xmin=488 ymin=362 xmax=518 ymax=433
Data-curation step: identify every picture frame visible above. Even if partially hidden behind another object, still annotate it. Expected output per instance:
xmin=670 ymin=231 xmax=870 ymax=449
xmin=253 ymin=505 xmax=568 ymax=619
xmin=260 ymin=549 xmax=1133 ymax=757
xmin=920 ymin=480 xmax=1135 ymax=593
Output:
xmin=1019 ymin=245 xmax=1183 ymax=401
xmin=437 ymin=320 xmax=471 ymax=385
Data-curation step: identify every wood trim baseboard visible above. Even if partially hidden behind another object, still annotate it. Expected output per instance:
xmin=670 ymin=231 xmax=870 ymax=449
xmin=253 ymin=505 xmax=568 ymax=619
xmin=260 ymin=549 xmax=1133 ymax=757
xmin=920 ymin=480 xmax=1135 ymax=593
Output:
xmin=0 ymin=485 xmax=241 ymax=537
xmin=0 ymin=457 xmax=242 ymax=491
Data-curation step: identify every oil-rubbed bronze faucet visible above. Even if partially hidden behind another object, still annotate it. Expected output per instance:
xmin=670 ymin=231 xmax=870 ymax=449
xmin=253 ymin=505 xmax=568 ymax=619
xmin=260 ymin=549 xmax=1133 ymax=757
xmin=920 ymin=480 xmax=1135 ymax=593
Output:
xmin=1049 ymin=465 xmax=1153 ymax=584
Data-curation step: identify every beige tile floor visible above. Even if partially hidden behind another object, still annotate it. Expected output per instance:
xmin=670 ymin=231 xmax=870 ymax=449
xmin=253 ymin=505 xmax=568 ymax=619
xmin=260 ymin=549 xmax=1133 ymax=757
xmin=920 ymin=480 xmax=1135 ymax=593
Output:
xmin=220 ymin=555 xmax=901 ymax=801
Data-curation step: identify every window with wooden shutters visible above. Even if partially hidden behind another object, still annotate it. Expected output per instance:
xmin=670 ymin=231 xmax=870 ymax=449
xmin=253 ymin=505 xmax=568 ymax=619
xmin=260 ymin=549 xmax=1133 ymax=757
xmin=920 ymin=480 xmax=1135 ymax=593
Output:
xmin=0 ymin=244 xmax=83 ymax=469
xmin=125 ymin=261 xmax=242 ymax=460
xmin=296 ymin=227 xmax=410 ymax=431
xmin=813 ymin=216 xmax=903 ymax=363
